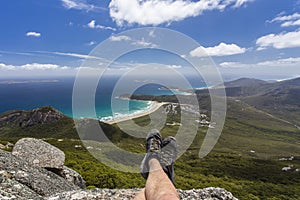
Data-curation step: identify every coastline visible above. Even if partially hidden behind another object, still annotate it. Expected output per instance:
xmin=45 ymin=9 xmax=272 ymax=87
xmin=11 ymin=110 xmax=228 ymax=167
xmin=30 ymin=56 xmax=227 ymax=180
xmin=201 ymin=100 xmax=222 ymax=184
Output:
xmin=104 ymin=101 xmax=167 ymax=125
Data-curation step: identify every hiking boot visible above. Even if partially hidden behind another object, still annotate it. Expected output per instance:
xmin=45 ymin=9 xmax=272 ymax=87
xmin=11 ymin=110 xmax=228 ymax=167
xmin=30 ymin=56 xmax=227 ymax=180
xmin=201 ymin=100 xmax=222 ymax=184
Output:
xmin=160 ymin=136 xmax=178 ymax=184
xmin=140 ymin=129 xmax=162 ymax=179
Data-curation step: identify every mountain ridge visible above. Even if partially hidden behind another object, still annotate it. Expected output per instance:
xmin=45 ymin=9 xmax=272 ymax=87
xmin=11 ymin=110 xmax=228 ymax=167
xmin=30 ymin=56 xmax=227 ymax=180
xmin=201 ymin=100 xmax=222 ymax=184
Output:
xmin=223 ymin=77 xmax=268 ymax=88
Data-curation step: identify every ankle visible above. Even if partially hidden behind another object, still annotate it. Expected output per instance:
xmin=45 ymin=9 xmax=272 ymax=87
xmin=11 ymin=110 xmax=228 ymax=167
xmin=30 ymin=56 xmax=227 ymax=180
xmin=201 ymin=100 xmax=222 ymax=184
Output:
xmin=149 ymin=157 xmax=159 ymax=164
xmin=149 ymin=158 xmax=162 ymax=171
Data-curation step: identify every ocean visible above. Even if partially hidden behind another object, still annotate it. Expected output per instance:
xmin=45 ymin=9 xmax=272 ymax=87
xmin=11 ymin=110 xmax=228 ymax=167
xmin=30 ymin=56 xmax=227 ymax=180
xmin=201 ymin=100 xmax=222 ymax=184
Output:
xmin=0 ymin=76 xmax=206 ymax=121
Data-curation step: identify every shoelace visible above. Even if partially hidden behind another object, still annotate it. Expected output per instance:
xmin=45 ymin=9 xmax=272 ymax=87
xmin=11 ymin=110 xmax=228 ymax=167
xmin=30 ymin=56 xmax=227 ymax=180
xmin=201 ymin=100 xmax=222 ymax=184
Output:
xmin=149 ymin=138 xmax=161 ymax=153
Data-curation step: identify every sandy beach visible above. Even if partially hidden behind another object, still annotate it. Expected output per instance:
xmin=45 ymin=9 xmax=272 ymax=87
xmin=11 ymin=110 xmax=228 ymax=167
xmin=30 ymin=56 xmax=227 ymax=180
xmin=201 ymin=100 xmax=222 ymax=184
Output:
xmin=104 ymin=102 xmax=167 ymax=125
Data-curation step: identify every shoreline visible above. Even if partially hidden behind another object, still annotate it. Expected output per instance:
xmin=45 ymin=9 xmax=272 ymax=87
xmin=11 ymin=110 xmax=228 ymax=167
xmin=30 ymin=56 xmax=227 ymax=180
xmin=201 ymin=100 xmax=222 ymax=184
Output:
xmin=104 ymin=101 xmax=168 ymax=125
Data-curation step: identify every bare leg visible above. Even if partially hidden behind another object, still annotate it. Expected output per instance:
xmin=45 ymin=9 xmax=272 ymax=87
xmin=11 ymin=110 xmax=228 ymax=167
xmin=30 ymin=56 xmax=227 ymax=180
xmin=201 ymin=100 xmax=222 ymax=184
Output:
xmin=145 ymin=158 xmax=179 ymax=200
xmin=133 ymin=188 xmax=146 ymax=200
xmin=135 ymin=130 xmax=179 ymax=200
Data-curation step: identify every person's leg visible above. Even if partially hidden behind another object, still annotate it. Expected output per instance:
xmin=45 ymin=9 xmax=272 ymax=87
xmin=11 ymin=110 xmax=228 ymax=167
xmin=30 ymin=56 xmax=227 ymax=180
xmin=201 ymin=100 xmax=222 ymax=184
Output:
xmin=145 ymin=158 xmax=179 ymax=200
xmin=133 ymin=157 xmax=179 ymax=200
xmin=138 ymin=129 xmax=179 ymax=200
xmin=133 ymin=188 xmax=146 ymax=200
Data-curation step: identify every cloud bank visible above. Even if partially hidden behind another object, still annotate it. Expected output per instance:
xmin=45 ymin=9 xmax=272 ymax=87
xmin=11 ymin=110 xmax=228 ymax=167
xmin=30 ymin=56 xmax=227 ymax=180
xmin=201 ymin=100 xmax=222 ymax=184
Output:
xmin=0 ymin=63 xmax=76 ymax=77
xmin=0 ymin=63 xmax=70 ymax=71
xmin=219 ymin=57 xmax=300 ymax=80
xmin=220 ymin=57 xmax=300 ymax=68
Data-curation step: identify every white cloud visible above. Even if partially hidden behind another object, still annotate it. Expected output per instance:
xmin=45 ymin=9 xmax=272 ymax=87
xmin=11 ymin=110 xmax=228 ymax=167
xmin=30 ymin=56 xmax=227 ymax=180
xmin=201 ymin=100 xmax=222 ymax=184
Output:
xmin=61 ymin=0 xmax=103 ymax=11
xmin=109 ymin=35 xmax=157 ymax=47
xmin=109 ymin=34 xmax=161 ymax=48
xmin=281 ymin=19 xmax=300 ymax=27
xmin=190 ymin=42 xmax=246 ymax=57
xmin=26 ymin=32 xmax=41 ymax=37
xmin=56 ymin=52 xmax=100 ymax=59
xmin=219 ymin=62 xmax=247 ymax=68
xmin=109 ymin=0 xmax=254 ymax=26
xmin=0 ymin=63 xmax=77 ymax=77
xmin=168 ymin=65 xmax=182 ymax=69
xmin=270 ymin=12 xmax=300 ymax=22
xmin=218 ymin=57 xmax=300 ymax=80
xmin=87 ymin=20 xmax=96 ymax=28
xmin=87 ymin=20 xmax=116 ymax=31
xmin=219 ymin=57 xmax=300 ymax=68
xmin=110 ymin=35 xmax=131 ymax=41
xmin=0 ymin=63 xmax=70 ymax=71
xmin=21 ymin=63 xmax=60 ymax=70
xmin=0 ymin=63 xmax=16 ymax=70
xmin=40 ymin=51 xmax=101 ymax=60
xmin=233 ymin=0 xmax=254 ymax=8
xmin=0 ymin=50 xmax=35 ymax=56
xmin=268 ymin=12 xmax=300 ymax=27
xmin=87 ymin=41 xmax=97 ymax=46
xmin=256 ymin=30 xmax=300 ymax=49
xmin=105 ymin=62 xmax=188 ymax=76
xmin=257 ymin=57 xmax=300 ymax=67
xmin=131 ymin=38 xmax=158 ymax=48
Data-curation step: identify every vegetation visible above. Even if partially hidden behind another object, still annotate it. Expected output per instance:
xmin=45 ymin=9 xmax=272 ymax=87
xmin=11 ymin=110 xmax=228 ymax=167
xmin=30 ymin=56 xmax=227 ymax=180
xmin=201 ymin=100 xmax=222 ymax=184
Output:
xmin=1 ymin=78 xmax=300 ymax=199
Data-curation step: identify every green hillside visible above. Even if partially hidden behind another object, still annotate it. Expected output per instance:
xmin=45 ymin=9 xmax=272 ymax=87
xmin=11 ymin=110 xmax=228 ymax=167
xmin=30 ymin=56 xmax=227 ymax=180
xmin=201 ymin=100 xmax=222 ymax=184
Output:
xmin=194 ymin=77 xmax=300 ymax=126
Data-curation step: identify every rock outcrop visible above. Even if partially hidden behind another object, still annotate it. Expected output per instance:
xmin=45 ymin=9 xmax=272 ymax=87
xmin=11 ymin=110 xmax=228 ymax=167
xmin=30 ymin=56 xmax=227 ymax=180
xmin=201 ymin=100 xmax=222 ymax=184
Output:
xmin=0 ymin=149 xmax=78 ymax=199
xmin=46 ymin=188 xmax=238 ymax=200
xmin=0 ymin=172 xmax=41 ymax=200
xmin=1 ymin=138 xmax=237 ymax=200
xmin=11 ymin=138 xmax=86 ymax=189
xmin=53 ymin=166 xmax=86 ymax=189
xmin=0 ymin=138 xmax=87 ymax=199
xmin=178 ymin=188 xmax=238 ymax=200
xmin=12 ymin=138 xmax=65 ymax=169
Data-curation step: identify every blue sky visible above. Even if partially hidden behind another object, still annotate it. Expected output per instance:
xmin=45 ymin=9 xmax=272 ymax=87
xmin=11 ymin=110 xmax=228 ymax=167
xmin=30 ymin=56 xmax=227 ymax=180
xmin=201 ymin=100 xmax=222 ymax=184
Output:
xmin=0 ymin=0 xmax=300 ymax=80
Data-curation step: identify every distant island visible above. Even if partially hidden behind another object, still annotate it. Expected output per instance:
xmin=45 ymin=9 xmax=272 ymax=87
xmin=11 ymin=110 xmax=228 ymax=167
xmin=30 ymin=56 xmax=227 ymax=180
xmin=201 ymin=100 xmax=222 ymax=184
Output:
xmin=0 ymin=79 xmax=60 ymax=85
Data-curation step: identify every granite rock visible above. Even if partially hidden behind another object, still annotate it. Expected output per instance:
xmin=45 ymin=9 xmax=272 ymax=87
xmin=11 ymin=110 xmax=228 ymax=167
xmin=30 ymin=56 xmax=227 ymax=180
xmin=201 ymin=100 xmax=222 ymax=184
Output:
xmin=0 ymin=149 xmax=78 ymax=198
xmin=47 ymin=188 xmax=238 ymax=200
xmin=52 ymin=166 xmax=86 ymax=189
xmin=0 ymin=172 xmax=42 ymax=200
xmin=12 ymin=138 xmax=65 ymax=169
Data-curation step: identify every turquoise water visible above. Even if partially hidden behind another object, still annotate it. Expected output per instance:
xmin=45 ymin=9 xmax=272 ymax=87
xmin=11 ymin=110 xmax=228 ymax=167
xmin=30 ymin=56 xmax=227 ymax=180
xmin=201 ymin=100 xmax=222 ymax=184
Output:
xmin=0 ymin=76 xmax=206 ymax=120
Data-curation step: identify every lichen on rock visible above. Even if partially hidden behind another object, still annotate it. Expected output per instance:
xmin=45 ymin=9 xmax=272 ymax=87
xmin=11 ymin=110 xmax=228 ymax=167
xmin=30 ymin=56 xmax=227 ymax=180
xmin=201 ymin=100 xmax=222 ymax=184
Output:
xmin=12 ymin=138 xmax=65 ymax=169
